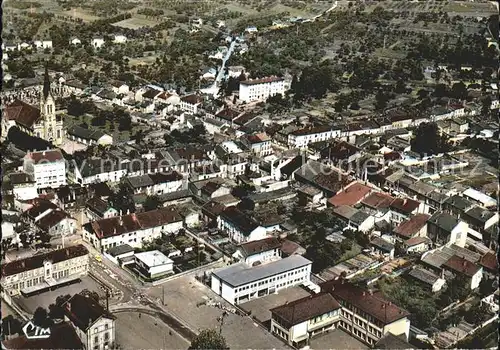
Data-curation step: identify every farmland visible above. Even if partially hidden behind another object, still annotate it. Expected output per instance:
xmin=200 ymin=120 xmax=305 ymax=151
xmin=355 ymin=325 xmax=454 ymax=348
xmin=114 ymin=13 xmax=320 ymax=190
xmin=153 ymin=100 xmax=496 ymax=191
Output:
xmin=112 ymin=17 xmax=160 ymax=29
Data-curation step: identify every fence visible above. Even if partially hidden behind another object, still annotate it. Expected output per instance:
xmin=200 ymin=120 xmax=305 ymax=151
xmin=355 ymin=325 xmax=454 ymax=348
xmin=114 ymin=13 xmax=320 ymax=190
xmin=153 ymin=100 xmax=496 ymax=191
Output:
xmin=151 ymin=259 xmax=224 ymax=286
xmin=1 ymin=289 xmax=31 ymax=321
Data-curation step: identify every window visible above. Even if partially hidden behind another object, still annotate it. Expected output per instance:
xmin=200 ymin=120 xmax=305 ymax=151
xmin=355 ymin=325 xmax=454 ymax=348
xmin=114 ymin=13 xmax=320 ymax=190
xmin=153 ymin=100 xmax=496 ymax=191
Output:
xmin=94 ymin=336 xmax=98 ymax=343
xmin=104 ymin=332 xmax=109 ymax=340
xmin=105 ymin=324 xmax=109 ymax=330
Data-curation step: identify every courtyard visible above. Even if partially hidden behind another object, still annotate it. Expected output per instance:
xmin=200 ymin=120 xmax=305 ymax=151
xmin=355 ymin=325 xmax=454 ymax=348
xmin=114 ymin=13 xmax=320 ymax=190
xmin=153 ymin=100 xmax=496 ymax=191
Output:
xmin=115 ymin=311 xmax=189 ymax=350
xmin=14 ymin=276 xmax=104 ymax=314
xmin=145 ymin=273 xmax=290 ymax=349
xmin=240 ymin=286 xmax=311 ymax=325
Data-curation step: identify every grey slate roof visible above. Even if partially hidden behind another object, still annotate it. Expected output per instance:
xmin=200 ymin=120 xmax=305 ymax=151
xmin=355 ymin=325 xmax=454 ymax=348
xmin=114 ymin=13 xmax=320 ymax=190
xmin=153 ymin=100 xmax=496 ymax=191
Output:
xmin=464 ymin=206 xmax=496 ymax=223
xmin=350 ymin=210 xmax=371 ymax=225
xmin=371 ymin=237 xmax=395 ymax=252
xmin=409 ymin=267 xmax=440 ymax=286
xmin=444 ymin=195 xmax=474 ymax=211
xmin=127 ymin=174 xmax=154 ymax=188
xmin=107 ymin=244 xmax=134 ymax=257
xmin=428 ymin=211 xmax=459 ymax=232
xmin=212 ymin=255 xmax=312 ymax=287
xmin=68 ymin=125 xmax=106 ymax=141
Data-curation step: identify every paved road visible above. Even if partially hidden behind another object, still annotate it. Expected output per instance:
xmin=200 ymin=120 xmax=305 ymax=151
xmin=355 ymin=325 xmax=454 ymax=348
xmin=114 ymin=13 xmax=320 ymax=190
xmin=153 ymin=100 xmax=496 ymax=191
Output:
xmin=202 ymin=39 xmax=238 ymax=97
xmin=112 ymin=306 xmax=197 ymax=341
xmin=82 ymin=241 xmax=198 ymax=344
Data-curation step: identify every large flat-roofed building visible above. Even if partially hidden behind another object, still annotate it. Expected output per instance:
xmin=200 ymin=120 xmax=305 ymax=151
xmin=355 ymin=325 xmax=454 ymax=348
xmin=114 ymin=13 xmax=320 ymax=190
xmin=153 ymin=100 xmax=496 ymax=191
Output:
xmin=239 ymin=76 xmax=286 ymax=103
xmin=1 ymin=245 xmax=89 ymax=296
xmin=211 ymin=255 xmax=312 ymax=305
xmin=320 ymin=280 xmax=411 ymax=347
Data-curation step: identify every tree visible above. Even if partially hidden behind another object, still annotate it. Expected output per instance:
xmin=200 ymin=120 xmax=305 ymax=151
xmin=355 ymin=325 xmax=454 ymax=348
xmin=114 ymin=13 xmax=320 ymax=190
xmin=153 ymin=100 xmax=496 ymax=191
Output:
xmin=394 ymin=79 xmax=406 ymax=94
xmin=2 ymin=315 xmax=22 ymax=337
xmin=109 ymin=182 xmax=136 ymax=214
xmin=33 ymin=307 xmax=53 ymax=328
xmin=465 ymin=303 xmax=491 ymax=325
xmin=411 ymin=122 xmax=451 ymax=156
xmin=189 ymin=329 xmax=228 ymax=350
xmin=440 ymin=275 xmax=470 ymax=305
xmin=231 ymin=184 xmax=255 ymax=199
xmin=451 ymin=81 xmax=468 ymax=100
xmin=144 ymin=195 xmax=160 ymax=212
xmin=374 ymin=90 xmax=390 ymax=111
xmin=478 ymin=277 xmax=495 ymax=297
xmin=417 ymin=89 xmax=429 ymax=99
xmin=290 ymin=74 xmax=300 ymax=93
xmin=48 ymin=294 xmax=72 ymax=320
xmin=481 ymin=95 xmax=492 ymax=117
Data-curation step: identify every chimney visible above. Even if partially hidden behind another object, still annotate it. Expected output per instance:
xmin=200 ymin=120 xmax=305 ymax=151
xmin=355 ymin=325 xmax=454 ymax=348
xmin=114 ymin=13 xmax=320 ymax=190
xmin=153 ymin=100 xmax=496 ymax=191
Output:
xmin=43 ymin=151 xmax=46 ymax=156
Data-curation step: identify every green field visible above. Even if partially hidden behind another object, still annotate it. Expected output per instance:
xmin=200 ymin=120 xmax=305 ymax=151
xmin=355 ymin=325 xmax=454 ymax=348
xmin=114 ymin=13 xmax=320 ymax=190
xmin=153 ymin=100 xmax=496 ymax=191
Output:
xmin=112 ymin=17 xmax=160 ymax=29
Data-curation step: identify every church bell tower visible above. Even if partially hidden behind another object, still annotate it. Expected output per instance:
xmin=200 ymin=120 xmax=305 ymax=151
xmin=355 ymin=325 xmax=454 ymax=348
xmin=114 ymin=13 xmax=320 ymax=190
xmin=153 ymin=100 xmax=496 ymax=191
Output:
xmin=40 ymin=63 xmax=58 ymax=143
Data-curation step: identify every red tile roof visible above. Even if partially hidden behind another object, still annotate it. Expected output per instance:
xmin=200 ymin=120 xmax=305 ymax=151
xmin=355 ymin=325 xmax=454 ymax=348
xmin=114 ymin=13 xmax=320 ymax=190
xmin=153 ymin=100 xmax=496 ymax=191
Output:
xmin=291 ymin=125 xmax=331 ymax=136
xmin=404 ymin=236 xmax=431 ymax=247
xmin=479 ymin=252 xmax=498 ymax=272
xmin=384 ymin=151 xmax=402 ymax=162
xmin=280 ymin=240 xmax=305 ymax=256
xmin=90 ymin=207 xmax=183 ymax=239
xmin=271 ymin=293 xmax=341 ymax=326
xmin=215 ymin=108 xmax=242 ymax=121
xmin=444 ymin=255 xmax=481 ymax=277
xmin=2 ymin=245 xmax=88 ymax=277
xmin=361 ymin=192 xmax=394 ymax=209
xmin=28 ymin=149 xmax=64 ymax=164
xmin=394 ymin=214 xmax=430 ymax=238
xmin=240 ymin=76 xmax=283 ymax=85
xmin=390 ymin=198 xmax=420 ymax=214
xmin=239 ymin=237 xmax=281 ymax=257
xmin=246 ymin=133 xmax=270 ymax=144
xmin=181 ymin=94 xmax=203 ymax=104
xmin=36 ymin=209 xmax=70 ymax=231
xmin=328 ymin=182 xmax=372 ymax=207
xmin=321 ymin=279 xmax=410 ymax=324
xmin=4 ymin=100 xmax=41 ymax=129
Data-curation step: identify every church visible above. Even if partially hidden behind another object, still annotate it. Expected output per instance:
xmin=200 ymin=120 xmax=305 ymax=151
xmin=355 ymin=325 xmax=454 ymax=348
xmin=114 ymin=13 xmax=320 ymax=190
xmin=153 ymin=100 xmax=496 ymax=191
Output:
xmin=2 ymin=65 xmax=65 ymax=146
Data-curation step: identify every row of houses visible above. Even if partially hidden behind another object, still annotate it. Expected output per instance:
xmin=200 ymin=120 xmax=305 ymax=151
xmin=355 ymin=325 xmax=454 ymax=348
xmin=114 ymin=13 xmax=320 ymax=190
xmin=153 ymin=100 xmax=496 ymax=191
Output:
xmin=2 ymin=35 xmax=128 ymax=52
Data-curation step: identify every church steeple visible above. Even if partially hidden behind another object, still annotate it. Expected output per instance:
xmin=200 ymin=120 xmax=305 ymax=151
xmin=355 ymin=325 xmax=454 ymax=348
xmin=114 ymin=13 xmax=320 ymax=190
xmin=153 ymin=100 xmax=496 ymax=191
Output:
xmin=43 ymin=62 xmax=50 ymax=100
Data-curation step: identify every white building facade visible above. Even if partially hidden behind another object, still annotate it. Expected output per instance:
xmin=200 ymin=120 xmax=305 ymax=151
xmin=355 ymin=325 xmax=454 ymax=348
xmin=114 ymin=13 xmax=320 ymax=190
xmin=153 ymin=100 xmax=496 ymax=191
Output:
xmin=239 ymin=77 xmax=286 ymax=103
xmin=23 ymin=150 xmax=67 ymax=189
xmin=1 ymin=245 xmax=89 ymax=296
xmin=210 ymin=255 xmax=312 ymax=305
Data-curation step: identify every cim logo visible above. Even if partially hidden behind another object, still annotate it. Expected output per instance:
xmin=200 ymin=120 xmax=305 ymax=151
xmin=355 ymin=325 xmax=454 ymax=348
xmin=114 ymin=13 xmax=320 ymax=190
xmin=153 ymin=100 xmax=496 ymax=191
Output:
xmin=22 ymin=321 xmax=51 ymax=339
